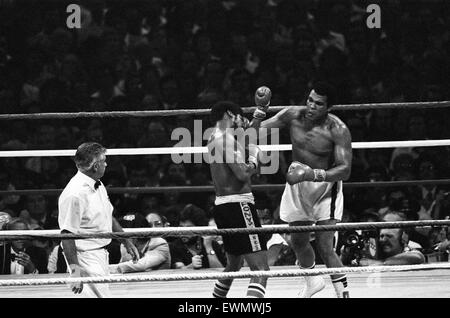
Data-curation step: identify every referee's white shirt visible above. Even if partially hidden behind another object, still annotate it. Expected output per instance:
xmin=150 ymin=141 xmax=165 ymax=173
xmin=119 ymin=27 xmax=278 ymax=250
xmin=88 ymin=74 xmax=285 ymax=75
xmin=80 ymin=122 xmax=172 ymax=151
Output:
xmin=58 ymin=171 xmax=113 ymax=251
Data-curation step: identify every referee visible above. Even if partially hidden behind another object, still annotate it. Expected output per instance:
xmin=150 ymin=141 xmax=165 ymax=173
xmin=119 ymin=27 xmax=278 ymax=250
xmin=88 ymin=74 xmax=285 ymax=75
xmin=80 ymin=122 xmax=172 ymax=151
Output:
xmin=58 ymin=142 xmax=139 ymax=297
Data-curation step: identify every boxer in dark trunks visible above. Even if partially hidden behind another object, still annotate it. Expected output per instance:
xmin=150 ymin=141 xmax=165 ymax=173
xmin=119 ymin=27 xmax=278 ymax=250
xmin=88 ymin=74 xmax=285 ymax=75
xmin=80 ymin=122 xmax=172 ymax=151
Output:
xmin=207 ymin=97 xmax=271 ymax=298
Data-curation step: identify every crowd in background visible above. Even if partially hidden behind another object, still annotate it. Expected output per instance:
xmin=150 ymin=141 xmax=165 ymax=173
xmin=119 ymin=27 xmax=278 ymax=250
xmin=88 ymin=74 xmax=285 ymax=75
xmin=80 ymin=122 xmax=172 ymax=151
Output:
xmin=0 ymin=0 xmax=450 ymax=272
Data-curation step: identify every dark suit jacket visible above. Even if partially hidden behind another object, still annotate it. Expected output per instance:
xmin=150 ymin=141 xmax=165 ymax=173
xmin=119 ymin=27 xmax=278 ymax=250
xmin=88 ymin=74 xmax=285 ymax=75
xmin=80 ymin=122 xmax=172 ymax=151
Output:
xmin=0 ymin=244 xmax=48 ymax=275
xmin=169 ymin=237 xmax=227 ymax=269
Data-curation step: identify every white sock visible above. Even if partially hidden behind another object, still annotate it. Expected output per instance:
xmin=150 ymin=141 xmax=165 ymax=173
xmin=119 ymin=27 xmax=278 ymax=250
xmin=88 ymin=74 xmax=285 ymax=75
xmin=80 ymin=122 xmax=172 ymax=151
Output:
xmin=332 ymin=275 xmax=349 ymax=298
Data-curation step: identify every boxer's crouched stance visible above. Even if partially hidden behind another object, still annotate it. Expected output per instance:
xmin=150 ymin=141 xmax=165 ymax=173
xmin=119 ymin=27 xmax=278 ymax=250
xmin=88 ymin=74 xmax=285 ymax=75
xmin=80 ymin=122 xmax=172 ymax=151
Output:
xmin=208 ymin=100 xmax=269 ymax=298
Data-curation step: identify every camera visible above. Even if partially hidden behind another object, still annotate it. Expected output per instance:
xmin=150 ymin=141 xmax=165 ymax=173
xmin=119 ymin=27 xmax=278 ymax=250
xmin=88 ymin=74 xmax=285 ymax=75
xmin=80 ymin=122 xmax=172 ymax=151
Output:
xmin=342 ymin=230 xmax=379 ymax=265
xmin=343 ymin=230 xmax=365 ymax=251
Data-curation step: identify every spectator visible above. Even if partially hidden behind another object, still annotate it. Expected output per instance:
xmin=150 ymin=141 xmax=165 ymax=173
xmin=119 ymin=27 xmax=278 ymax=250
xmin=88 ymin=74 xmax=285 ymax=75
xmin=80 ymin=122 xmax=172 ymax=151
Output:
xmin=189 ymin=163 xmax=210 ymax=186
xmin=255 ymin=200 xmax=295 ymax=266
xmin=0 ymin=212 xmax=12 ymax=230
xmin=109 ymin=213 xmax=171 ymax=273
xmin=430 ymin=189 xmax=450 ymax=221
xmin=428 ymin=227 xmax=450 ymax=262
xmin=169 ymin=204 xmax=226 ymax=269
xmin=144 ymin=155 xmax=163 ymax=186
xmin=0 ymin=218 xmax=48 ymax=274
xmin=126 ymin=159 xmax=151 ymax=188
xmin=144 ymin=211 xmax=169 ymax=228
xmin=341 ymin=226 xmax=425 ymax=266
xmin=360 ymin=228 xmax=425 ymax=266
xmin=140 ymin=195 xmax=162 ymax=217
xmin=378 ymin=188 xmax=407 ymax=218
xmin=368 ymin=110 xmax=396 ymax=141
xmin=382 ymin=211 xmax=429 ymax=251
xmin=336 ymin=211 xmax=380 ymax=262
xmin=197 ymin=61 xmax=225 ymax=107
xmin=164 ymin=163 xmax=189 ymax=185
xmin=19 ymin=195 xmax=58 ymax=231
xmin=390 ymin=153 xmax=415 ymax=181
xmin=137 ymin=120 xmax=169 ymax=148
xmin=85 ymin=124 xmax=104 ymax=145
xmin=389 ymin=114 xmax=429 ymax=170
xmin=160 ymin=176 xmax=187 ymax=222
xmin=122 ymin=158 xmax=152 ymax=211
xmin=411 ymin=154 xmax=448 ymax=219
xmin=19 ymin=194 xmax=59 ymax=254
xmin=159 ymin=75 xmax=181 ymax=110
xmin=224 ymin=67 xmax=253 ymax=106
xmin=0 ymin=170 xmax=21 ymax=217
xmin=122 ymin=118 xmax=146 ymax=146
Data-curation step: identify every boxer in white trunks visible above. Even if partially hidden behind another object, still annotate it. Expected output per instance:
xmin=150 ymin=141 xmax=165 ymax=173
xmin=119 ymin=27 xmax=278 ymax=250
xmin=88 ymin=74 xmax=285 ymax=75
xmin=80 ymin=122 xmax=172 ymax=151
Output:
xmin=251 ymin=82 xmax=353 ymax=298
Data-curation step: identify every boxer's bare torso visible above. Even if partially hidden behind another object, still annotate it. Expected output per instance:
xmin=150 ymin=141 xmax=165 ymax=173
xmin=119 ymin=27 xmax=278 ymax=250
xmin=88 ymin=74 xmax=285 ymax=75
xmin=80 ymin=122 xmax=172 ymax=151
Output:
xmin=289 ymin=107 xmax=346 ymax=169
xmin=208 ymin=128 xmax=252 ymax=196
xmin=260 ymin=106 xmax=352 ymax=182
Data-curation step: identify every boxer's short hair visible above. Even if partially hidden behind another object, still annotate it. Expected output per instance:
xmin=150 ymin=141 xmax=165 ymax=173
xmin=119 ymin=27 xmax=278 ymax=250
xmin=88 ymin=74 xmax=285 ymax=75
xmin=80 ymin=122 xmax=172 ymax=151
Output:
xmin=74 ymin=142 xmax=107 ymax=170
xmin=312 ymin=81 xmax=336 ymax=108
xmin=210 ymin=101 xmax=243 ymax=123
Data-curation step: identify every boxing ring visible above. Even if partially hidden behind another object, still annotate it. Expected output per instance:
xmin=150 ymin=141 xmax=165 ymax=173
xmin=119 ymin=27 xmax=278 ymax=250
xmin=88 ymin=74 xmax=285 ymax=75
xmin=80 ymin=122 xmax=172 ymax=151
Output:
xmin=1 ymin=266 xmax=450 ymax=298
xmin=0 ymin=100 xmax=450 ymax=298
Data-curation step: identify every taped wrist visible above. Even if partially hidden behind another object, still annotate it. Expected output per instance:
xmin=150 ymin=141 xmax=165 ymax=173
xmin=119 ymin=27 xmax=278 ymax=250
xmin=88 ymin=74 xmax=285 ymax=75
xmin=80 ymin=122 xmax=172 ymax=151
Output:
xmin=313 ymin=169 xmax=326 ymax=182
xmin=248 ymin=145 xmax=259 ymax=169
xmin=248 ymin=155 xmax=258 ymax=169
xmin=253 ymin=108 xmax=266 ymax=119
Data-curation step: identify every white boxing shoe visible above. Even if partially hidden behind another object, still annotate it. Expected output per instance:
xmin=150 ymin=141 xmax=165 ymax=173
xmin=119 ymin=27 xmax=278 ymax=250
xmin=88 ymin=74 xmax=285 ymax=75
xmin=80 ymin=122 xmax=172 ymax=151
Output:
xmin=298 ymin=276 xmax=325 ymax=298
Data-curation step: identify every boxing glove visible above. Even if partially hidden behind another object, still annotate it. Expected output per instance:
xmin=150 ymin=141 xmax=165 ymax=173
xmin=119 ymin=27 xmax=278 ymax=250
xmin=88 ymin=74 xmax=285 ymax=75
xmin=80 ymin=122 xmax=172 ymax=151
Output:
xmin=287 ymin=161 xmax=326 ymax=184
xmin=253 ymin=86 xmax=272 ymax=119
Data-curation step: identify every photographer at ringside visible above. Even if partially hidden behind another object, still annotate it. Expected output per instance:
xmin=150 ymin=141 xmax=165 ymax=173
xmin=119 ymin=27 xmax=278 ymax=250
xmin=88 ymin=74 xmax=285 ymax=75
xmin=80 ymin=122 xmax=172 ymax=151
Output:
xmin=340 ymin=212 xmax=425 ymax=266
xmin=339 ymin=212 xmax=380 ymax=266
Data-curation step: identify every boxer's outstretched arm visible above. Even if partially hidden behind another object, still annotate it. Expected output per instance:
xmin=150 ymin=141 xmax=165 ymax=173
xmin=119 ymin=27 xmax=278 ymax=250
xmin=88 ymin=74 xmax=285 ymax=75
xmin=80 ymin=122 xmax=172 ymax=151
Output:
xmin=252 ymin=106 xmax=301 ymax=139
xmin=325 ymin=123 xmax=352 ymax=182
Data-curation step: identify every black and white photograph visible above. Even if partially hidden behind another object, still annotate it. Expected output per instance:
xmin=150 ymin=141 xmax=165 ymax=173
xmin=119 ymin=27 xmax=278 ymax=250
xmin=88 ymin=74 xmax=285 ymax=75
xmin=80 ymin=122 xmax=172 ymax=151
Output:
xmin=0 ymin=0 xmax=449 ymax=307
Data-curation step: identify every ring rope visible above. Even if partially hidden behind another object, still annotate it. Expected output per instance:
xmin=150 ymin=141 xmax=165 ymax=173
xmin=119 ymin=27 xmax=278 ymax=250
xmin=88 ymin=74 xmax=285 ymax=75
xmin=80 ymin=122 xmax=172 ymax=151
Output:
xmin=1 ymin=220 xmax=450 ymax=241
xmin=1 ymin=179 xmax=449 ymax=196
xmin=1 ymin=139 xmax=449 ymax=158
xmin=0 ymin=101 xmax=448 ymax=120
xmin=1 ymin=263 xmax=449 ymax=287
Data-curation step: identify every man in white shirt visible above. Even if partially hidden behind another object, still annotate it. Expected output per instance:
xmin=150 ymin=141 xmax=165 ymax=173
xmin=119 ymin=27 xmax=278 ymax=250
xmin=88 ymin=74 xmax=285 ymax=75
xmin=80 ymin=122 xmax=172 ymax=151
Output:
xmin=256 ymin=204 xmax=291 ymax=266
xmin=58 ymin=142 xmax=139 ymax=298
xmin=109 ymin=213 xmax=171 ymax=274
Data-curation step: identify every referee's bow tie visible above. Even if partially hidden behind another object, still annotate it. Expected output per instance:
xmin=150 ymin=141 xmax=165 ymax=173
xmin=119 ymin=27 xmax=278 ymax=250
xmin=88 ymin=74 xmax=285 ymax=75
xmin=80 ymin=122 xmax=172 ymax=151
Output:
xmin=94 ymin=180 xmax=101 ymax=190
